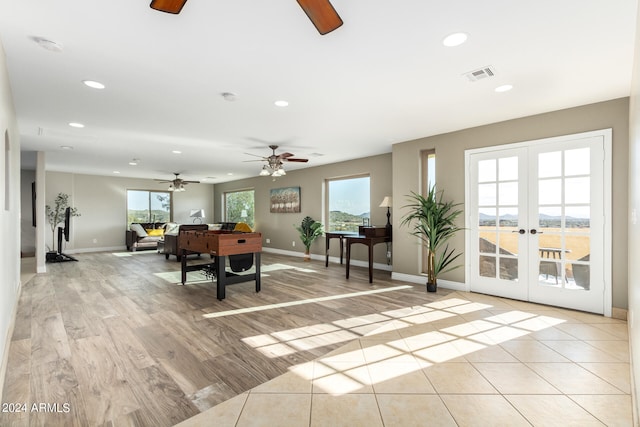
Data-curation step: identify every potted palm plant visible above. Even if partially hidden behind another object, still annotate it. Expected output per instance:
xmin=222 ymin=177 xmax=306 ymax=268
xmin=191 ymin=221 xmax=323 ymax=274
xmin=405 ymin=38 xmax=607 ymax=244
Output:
xmin=295 ymin=216 xmax=324 ymax=261
xmin=401 ymin=187 xmax=463 ymax=292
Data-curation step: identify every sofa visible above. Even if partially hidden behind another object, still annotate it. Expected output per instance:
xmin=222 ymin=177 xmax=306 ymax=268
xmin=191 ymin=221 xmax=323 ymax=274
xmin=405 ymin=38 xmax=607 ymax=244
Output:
xmin=126 ymin=222 xmax=166 ymax=251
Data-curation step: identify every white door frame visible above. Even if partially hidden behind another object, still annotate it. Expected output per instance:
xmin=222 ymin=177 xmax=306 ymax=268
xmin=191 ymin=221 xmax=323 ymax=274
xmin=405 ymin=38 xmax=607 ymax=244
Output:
xmin=464 ymin=129 xmax=612 ymax=316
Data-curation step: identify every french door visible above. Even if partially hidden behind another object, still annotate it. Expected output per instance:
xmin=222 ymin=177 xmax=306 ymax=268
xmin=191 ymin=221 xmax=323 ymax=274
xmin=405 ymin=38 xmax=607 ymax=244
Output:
xmin=466 ymin=130 xmax=611 ymax=314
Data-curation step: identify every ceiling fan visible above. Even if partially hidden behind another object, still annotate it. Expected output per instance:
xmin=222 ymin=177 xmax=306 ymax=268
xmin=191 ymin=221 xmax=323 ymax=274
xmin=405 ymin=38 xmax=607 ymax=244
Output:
xmin=155 ymin=173 xmax=200 ymax=192
xmin=149 ymin=0 xmax=343 ymax=35
xmin=246 ymin=145 xmax=309 ymax=177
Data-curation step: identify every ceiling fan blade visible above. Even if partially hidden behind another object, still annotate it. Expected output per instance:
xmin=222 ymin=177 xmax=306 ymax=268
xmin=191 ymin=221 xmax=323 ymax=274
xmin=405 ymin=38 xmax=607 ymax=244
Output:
xmin=279 ymin=152 xmax=295 ymax=159
xmin=155 ymin=179 xmax=172 ymax=183
xmin=284 ymin=158 xmax=309 ymax=163
xmin=150 ymin=0 xmax=187 ymax=14
xmin=296 ymin=0 xmax=343 ymax=35
xmin=183 ymin=180 xmax=200 ymax=184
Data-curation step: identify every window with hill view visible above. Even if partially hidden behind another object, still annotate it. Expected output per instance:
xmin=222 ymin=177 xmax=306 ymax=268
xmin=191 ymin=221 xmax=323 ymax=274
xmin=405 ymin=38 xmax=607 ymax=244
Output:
xmin=327 ymin=175 xmax=370 ymax=232
xmin=127 ymin=190 xmax=171 ymax=224
xmin=225 ymin=189 xmax=255 ymax=228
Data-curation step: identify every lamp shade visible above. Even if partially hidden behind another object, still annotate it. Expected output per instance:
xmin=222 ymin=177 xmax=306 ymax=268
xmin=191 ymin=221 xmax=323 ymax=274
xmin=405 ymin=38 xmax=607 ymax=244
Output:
xmin=190 ymin=209 xmax=205 ymax=218
xmin=379 ymin=196 xmax=392 ymax=208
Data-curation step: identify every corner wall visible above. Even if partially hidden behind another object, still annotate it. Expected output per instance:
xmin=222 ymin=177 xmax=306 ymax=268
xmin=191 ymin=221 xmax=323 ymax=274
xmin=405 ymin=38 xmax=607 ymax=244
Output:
xmin=0 ymin=41 xmax=22 ymax=403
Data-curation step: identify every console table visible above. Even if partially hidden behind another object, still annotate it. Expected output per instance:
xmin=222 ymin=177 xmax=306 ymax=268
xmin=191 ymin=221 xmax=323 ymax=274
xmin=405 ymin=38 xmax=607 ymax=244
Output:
xmin=325 ymin=231 xmax=358 ymax=267
xmin=345 ymin=226 xmax=391 ymax=283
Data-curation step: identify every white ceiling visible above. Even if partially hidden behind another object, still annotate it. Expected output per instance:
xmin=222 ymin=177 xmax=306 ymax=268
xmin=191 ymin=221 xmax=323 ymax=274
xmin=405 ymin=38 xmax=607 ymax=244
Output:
xmin=1 ymin=0 xmax=637 ymax=183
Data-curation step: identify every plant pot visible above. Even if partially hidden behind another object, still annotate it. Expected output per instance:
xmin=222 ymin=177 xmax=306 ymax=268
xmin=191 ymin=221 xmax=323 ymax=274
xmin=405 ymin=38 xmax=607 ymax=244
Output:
xmin=426 ymin=281 xmax=437 ymax=292
xmin=303 ymin=250 xmax=311 ymax=262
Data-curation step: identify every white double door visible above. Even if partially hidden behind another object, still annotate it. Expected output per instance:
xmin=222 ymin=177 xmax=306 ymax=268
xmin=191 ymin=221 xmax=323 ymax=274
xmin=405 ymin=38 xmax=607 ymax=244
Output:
xmin=466 ymin=130 xmax=611 ymax=314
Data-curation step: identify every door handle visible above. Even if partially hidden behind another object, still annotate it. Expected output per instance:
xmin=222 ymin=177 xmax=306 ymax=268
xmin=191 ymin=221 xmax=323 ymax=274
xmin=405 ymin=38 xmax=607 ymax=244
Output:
xmin=530 ymin=229 xmax=544 ymax=235
xmin=512 ymin=229 xmax=526 ymax=234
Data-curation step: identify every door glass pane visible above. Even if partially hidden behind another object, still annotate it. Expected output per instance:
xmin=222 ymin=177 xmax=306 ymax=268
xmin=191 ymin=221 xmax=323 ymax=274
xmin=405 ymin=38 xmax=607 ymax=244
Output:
xmin=498 ymin=207 xmax=518 ymax=228
xmin=539 ymin=206 xmax=561 ymax=229
xmin=479 ymin=208 xmax=496 ymax=226
xmin=478 ymin=159 xmax=496 ymax=182
xmin=539 ymin=179 xmax=562 ymax=205
xmin=499 ymin=257 xmax=518 ymax=280
xmin=479 ymin=183 xmax=496 ymax=206
xmin=566 ymin=260 xmax=590 ymax=290
xmin=539 ymin=259 xmax=562 ymax=287
xmin=479 ymin=232 xmax=497 ymax=254
xmin=480 ymin=255 xmax=496 ymax=278
xmin=565 ymin=206 xmax=590 ymax=229
xmin=499 ymin=182 xmax=518 ymax=206
xmin=498 ymin=157 xmax=518 ymax=181
xmin=539 ymin=151 xmax=562 ymax=178
xmin=565 ymin=177 xmax=590 ymax=204
xmin=564 ymin=234 xmax=590 ymax=262
xmin=565 ymin=148 xmax=590 ymax=176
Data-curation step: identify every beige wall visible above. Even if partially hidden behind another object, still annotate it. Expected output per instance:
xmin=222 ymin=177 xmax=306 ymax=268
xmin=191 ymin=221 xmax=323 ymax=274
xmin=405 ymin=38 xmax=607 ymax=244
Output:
xmin=214 ymin=153 xmax=392 ymax=263
xmin=392 ymin=98 xmax=630 ymax=309
xmin=44 ymin=171 xmax=215 ymax=252
xmin=626 ymin=2 xmax=640 ymax=423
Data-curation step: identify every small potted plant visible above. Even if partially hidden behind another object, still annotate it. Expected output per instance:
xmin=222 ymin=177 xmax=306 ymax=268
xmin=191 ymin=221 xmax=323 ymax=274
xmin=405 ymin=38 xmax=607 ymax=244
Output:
xmin=401 ymin=186 xmax=463 ymax=292
xmin=295 ymin=216 xmax=324 ymax=261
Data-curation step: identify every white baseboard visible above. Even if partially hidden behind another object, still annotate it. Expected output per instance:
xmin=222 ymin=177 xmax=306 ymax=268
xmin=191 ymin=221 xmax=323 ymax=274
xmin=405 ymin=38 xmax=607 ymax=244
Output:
xmin=262 ymin=247 xmax=392 ymax=271
xmin=0 ymin=280 xmax=22 ymax=404
xmin=65 ymin=246 xmax=127 ymax=254
xmin=391 ymin=272 xmax=466 ymax=291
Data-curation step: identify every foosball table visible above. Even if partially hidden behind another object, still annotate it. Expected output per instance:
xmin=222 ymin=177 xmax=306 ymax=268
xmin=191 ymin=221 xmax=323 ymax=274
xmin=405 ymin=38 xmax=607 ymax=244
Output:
xmin=178 ymin=230 xmax=263 ymax=300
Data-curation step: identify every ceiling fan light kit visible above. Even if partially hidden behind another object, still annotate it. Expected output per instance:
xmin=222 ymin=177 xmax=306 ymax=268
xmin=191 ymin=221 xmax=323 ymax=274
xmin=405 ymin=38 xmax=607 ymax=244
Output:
xmin=156 ymin=173 xmax=199 ymax=191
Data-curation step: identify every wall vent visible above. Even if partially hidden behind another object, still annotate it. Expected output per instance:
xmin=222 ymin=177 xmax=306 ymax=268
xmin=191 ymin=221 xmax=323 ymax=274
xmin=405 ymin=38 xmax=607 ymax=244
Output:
xmin=464 ymin=66 xmax=497 ymax=82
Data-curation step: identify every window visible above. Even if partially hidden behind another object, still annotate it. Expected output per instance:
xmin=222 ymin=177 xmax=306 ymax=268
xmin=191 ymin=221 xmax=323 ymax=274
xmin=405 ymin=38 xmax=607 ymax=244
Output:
xmin=327 ymin=175 xmax=370 ymax=232
xmin=422 ymin=149 xmax=436 ymax=194
xmin=225 ymin=189 xmax=255 ymax=228
xmin=421 ymin=150 xmax=436 ymax=273
xmin=127 ymin=190 xmax=171 ymax=224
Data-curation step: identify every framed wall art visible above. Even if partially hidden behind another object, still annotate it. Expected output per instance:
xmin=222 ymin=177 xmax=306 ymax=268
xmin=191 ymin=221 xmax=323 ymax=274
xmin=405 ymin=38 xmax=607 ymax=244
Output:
xmin=270 ymin=187 xmax=301 ymax=213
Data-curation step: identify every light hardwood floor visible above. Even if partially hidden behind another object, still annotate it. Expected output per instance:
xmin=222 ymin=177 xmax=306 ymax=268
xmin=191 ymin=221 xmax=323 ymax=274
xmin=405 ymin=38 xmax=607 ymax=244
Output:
xmin=2 ymin=250 xmax=450 ymax=426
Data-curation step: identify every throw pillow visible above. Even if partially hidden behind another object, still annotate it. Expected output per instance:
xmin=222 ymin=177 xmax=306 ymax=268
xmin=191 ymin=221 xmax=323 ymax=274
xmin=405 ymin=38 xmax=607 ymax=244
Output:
xmin=165 ymin=222 xmax=180 ymax=235
xmin=234 ymin=222 xmax=253 ymax=232
xmin=130 ymin=223 xmax=148 ymax=237
xmin=146 ymin=229 xmax=164 ymax=237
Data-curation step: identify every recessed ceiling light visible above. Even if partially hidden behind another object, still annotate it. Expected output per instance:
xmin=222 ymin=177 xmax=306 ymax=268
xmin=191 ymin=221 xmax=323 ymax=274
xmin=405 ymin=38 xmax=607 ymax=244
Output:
xmin=113 ymin=171 xmax=120 ymax=174
xmin=60 ymin=145 xmax=73 ymax=150
xmin=227 ymin=173 xmax=234 ymax=176
xmin=129 ymin=158 xmax=140 ymax=166
xmin=221 ymin=92 xmax=237 ymax=102
xmin=82 ymin=80 xmax=105 ymax=89
xmin=172 ymin=150 xmax=182 ymax=154
xmin=68 ymin=122 xmax=84 ymax=128
xmin=33 ymin=37 xmax=63 ymax=53
xmin=274 ymin=100 xmax=289 ymax=107
xmin=495 ymin=84 xmax=513 ymax=93
xmin=442 ymin=32 xmax=468 ymax=47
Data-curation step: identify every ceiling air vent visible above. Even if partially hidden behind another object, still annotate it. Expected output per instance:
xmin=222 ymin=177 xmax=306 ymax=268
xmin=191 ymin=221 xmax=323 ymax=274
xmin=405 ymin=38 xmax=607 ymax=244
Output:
xmin=464 ymin=66 xmax=497 ymax=82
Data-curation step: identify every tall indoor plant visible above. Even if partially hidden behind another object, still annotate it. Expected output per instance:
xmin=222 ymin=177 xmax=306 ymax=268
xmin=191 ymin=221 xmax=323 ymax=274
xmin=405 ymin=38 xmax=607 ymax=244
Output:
xmin=46 ymin=192 xmax=80 ymax=252
xmin=401 ymin=187 xmax=463 ymax=292
xmin=295 ymin=216 xmax=324 ymax=261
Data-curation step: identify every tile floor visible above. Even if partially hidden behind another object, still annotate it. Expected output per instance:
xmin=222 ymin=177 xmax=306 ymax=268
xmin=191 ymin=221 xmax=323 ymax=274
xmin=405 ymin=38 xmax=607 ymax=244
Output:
xmin=176 ymin=291 xmax=632 ymax=427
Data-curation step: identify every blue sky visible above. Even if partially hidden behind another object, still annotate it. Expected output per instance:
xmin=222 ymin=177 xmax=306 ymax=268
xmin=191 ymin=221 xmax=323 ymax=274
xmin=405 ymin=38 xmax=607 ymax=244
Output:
xmin=329 ymin=177 xmax=370 ymax=215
